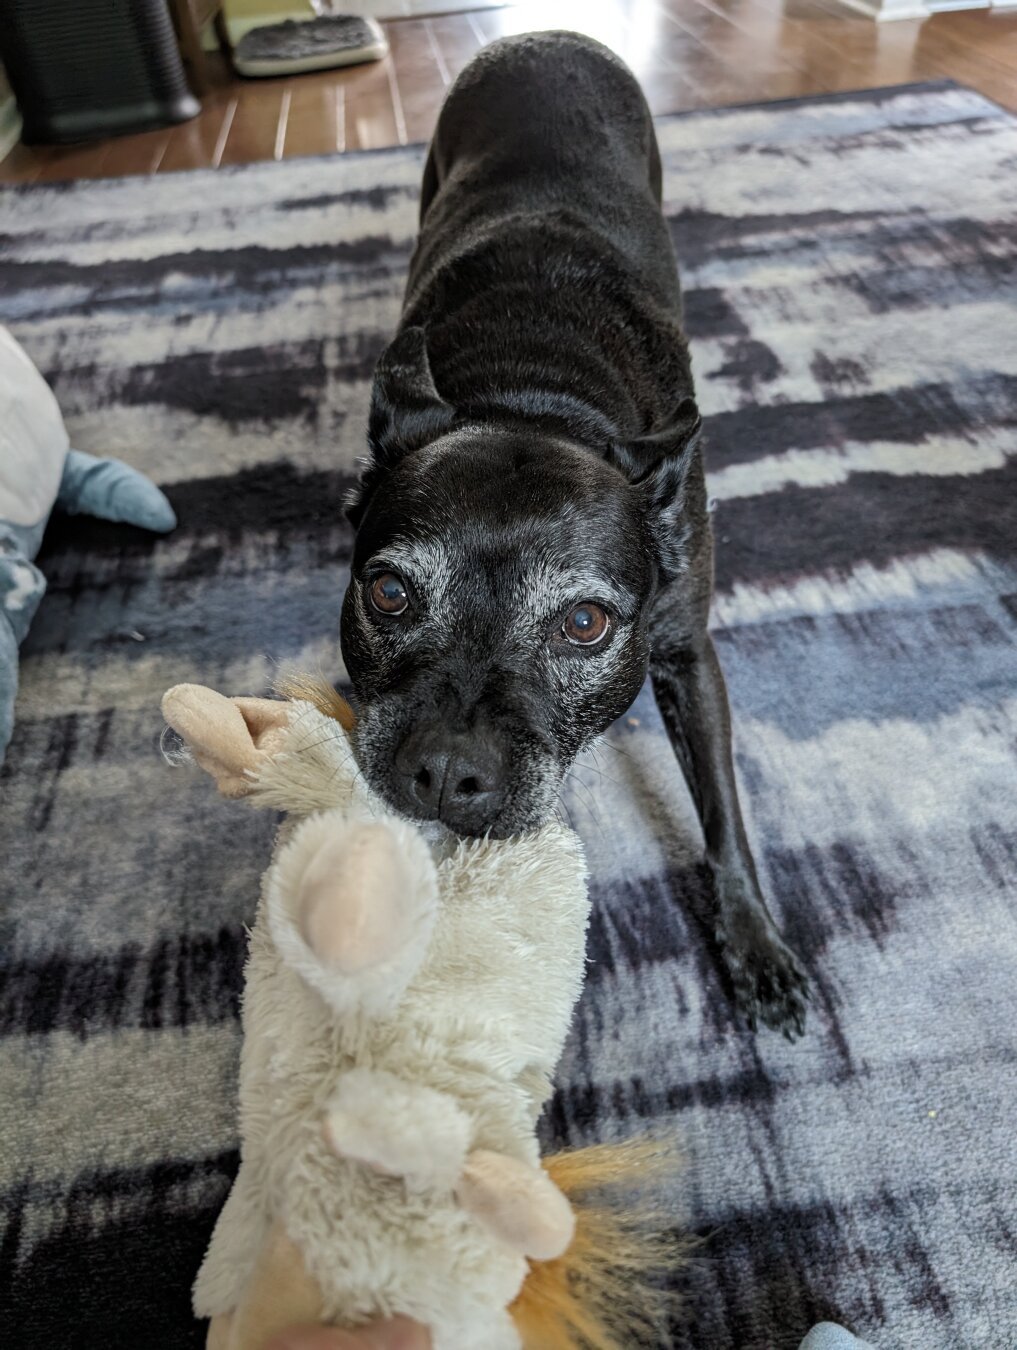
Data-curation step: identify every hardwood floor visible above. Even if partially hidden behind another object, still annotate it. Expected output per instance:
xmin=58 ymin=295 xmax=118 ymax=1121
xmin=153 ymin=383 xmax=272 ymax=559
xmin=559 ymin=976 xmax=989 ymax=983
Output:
xmin=1 ymin=0 xmax=1016 ymax=184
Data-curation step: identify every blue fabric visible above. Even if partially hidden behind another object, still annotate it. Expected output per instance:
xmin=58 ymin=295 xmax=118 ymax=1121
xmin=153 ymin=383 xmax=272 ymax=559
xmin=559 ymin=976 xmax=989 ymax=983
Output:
xmin=0 ymin=545 xmax=46 ymax=758
xmin=0 ymin=545 xmax=46 ymax=646
xmin=57 ymin=449 xmax=178 ymax=532
xmin=0 ymin=448 xmax=175 ymax=763
xmin=0 ymin=603 xmax=25 ymax=758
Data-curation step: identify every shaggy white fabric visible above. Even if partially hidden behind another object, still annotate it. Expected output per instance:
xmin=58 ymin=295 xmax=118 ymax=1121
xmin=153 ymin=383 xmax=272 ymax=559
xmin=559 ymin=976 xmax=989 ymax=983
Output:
xmin=324 ymin=1069 xmax=473 ymax=1192
xmin=192 ymin=702 xmax=590 ymax=1350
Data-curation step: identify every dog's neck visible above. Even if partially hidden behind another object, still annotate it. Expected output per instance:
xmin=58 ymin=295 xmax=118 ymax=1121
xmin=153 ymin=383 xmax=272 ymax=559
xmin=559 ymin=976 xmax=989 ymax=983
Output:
xmin=454 ymin=387 xmax=620 ymax=456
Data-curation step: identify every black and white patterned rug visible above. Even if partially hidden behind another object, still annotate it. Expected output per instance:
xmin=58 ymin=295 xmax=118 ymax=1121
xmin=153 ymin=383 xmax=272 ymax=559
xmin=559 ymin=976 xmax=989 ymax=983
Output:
xmin=1 ymin=82 xmax=1015 ymax=1350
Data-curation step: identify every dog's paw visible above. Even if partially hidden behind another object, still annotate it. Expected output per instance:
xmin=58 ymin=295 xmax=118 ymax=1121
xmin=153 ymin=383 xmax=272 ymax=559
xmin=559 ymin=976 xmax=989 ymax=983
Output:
xmin=716 ymin=891 xmax=809 ymax=1040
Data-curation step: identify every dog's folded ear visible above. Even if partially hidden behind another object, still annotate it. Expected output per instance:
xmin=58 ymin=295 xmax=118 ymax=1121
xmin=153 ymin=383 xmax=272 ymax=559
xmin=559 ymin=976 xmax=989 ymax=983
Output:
xmin=608 ymin=394 xmax=703 ymax=582
xmin=369 ymin=326 xmax=455 ymax=462
xmin=348 ymin=327 xmax=457 ymax=527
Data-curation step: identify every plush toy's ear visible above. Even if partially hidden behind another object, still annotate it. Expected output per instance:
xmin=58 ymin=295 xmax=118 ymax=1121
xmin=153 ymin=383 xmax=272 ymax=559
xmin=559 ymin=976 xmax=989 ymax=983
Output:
xmin=347 ymin=326 xmax=456 ymax=527
xmin=162 ymin=684 xmax=292 ymax=798
xmin=607 ymin=394 xmax=703 ymax=583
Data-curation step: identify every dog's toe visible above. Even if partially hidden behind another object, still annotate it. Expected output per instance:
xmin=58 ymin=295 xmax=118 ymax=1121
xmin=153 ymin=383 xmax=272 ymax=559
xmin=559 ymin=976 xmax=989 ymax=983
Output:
xmin=719 ymin=916 xmax=810 ymax=1040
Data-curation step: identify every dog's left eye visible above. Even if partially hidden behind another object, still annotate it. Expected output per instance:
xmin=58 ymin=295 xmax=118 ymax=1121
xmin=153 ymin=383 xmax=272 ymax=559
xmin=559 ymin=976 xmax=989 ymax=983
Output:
xmin=369 ymin=572 xmax=410 ymax=615
xmin=561 ymin=603 xmax=610 ymax=646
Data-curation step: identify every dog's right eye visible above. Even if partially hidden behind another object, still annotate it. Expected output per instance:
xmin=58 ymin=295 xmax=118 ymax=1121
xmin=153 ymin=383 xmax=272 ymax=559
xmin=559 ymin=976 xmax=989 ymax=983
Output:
xmin=561 ymin=602 xmax=610 ymax=646
xmin=368 ymin=572 xmax=410 ymax=616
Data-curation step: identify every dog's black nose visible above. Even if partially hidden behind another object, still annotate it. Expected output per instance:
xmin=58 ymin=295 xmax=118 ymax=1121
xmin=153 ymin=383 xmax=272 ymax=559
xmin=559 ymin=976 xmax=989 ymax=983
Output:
xmin=395 ymin=725 xmax=506 ymax=833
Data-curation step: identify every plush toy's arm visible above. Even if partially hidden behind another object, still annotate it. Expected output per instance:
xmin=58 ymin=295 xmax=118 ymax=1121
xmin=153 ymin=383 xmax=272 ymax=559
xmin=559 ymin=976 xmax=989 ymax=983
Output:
xmin=323 ymin=1068 xmax=574 ymax=1260
xmin=58 ymin=450 xmax=177 ymax=532
xmin=162 ymin=684 xmax=294 ymax=798
xmin=162 ymin=682 xmax=358 ymax=803
xmin=323 ymin=1070 xmax=574 ymax=1259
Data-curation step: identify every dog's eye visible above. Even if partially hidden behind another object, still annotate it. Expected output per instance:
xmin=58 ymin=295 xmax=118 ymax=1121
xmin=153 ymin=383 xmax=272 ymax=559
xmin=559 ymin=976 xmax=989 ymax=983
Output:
xmin=369 ymin=572 xmax=410 ymax=615
xmin=561 ymin=603 xmax=610 ymax=646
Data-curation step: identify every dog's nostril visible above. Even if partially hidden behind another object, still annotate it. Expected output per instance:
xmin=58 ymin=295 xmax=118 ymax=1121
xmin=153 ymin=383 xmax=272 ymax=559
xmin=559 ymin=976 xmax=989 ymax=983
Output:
xmin=399 ymin=735 xmax=502 ymax=820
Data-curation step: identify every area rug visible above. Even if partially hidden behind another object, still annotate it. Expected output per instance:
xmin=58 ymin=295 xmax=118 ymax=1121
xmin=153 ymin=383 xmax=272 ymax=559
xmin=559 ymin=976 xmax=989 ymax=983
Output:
xmin=1 ymin=81 xmax=1015 ymax=1350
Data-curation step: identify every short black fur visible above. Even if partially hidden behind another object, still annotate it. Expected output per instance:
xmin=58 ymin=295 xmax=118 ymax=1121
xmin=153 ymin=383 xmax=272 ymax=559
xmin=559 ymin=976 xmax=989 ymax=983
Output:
xmin=341 ymin=31 xmax=808 ymax=1037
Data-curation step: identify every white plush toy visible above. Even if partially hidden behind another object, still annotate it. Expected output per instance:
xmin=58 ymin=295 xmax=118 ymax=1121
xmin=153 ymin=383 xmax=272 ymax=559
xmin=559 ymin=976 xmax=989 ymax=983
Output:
xmin=162 ymin=681 xmax=673 ymax=1350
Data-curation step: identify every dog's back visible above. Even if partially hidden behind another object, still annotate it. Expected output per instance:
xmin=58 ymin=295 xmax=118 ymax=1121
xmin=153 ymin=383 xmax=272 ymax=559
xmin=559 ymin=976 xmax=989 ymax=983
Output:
xmin=401 ymin=31 xmax=692 ymax=444
xmin=418 ymin=32 xmax=665 ymax=250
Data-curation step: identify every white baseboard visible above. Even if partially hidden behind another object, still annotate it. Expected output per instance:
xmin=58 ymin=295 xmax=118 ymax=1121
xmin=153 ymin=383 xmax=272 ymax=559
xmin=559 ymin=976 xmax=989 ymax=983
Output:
xmin=832 ymin=0 xmax=924 ymax=19
xmin=0 ymin=95 xmax=22 ymax=165
xmin=837 ymin=0 xmax=992 ymax=14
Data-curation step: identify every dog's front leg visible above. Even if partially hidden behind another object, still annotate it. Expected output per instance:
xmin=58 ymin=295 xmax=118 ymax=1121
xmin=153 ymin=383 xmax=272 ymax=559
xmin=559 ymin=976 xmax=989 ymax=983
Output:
xmin=650 ymin=634 xmax=808 ymax=1038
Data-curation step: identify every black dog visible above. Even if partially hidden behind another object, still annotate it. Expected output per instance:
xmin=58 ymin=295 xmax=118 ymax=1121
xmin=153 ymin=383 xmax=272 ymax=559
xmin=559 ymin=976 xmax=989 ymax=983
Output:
xmin=341 ymin=31 xmax=808 ymax=1037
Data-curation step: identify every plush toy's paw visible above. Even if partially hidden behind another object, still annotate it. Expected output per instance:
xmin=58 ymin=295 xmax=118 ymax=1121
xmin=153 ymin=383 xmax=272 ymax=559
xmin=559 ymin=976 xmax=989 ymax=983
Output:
xmin=456 ymin=1150 xmax=575 ymax=1260
xmin=324 ymin=1069 xmax=472 ymax=1192
xmin=299 ymin=822 xmax=421 ymax=974
xmin=715 ymin=877 xmax=809 ymax=1040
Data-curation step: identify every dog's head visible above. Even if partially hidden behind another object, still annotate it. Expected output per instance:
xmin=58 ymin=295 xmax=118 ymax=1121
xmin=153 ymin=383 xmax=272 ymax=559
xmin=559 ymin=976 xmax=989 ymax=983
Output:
xmin=341 ymin=327 xmax=701 ymax=837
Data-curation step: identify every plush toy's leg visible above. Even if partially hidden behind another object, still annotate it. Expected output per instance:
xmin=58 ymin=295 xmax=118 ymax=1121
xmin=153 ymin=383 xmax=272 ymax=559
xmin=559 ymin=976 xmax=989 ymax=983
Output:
xmin=219 ymin=1218 xmax=323 ymax=1350
xmin=162 ymin=684 xmax=291 ymax=798
xmin=456 ymin=1150 xmax=575 ymax=1260
xmin=58 ymin=449 xmax=177 ymax=532
xmin=324 ymin=1067 xmax=473 ymax=1192
xmin=298 ymin=822 xmax=428 ymax=975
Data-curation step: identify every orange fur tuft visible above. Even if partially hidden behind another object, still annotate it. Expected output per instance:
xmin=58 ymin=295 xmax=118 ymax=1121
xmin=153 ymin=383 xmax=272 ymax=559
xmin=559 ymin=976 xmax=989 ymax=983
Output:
xmin=275 ymin=672 xmax=357 ymax=732
xmin=511 ymin=1139 xmax=686 ymax=1350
